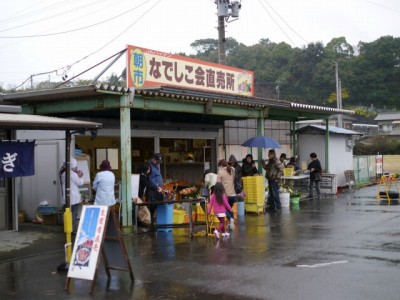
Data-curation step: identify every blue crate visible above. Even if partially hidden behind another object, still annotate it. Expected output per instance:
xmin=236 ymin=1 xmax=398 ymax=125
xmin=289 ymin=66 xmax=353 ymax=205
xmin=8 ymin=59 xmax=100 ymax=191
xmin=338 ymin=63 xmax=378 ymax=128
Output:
xmin=37 ymin=206 xmax=58 ymax=215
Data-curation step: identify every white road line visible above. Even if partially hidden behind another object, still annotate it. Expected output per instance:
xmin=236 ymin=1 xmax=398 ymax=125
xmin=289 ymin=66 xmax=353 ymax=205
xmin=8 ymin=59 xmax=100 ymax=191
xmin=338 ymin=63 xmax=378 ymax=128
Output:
xmin=297 ymin=260 xmax=349 ymax=268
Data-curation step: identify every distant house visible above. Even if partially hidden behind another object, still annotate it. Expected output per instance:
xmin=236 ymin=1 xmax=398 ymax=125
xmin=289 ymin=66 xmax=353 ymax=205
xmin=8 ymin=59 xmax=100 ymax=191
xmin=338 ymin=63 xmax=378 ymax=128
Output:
xmin=351 ymin=124 xmax=378 ymax=137
xmin=374 ymin=112 xmax=400 ymax=135
xmin=296 ymin=114 xmax=356 ymax=131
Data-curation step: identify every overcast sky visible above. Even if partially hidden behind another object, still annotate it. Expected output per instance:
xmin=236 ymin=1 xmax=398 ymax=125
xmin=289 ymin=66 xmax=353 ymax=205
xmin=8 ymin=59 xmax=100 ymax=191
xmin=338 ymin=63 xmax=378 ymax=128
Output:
xmin=0 ymin=0 xmax=399 ymax=89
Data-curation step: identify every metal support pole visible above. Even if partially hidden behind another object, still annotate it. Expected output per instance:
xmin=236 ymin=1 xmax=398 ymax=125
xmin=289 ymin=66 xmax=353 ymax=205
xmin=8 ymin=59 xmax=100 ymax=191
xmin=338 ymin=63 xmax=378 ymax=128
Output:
xmin=57 ymin=130 xmax=72 ymax=272
xmin=335 ymin=62 xmax=343 ymax=128
xmin=65 ymin=130 xmax=71 ymax=207
xmin=325 ymin=120 xmax=330 ymax=173
xmin=120 ymin=94 xmax=133 ymax=233
xmin=291 ymin=121 xmax=297 ymax=157
xmin=257 ymin=114 xmax=265 ymax=172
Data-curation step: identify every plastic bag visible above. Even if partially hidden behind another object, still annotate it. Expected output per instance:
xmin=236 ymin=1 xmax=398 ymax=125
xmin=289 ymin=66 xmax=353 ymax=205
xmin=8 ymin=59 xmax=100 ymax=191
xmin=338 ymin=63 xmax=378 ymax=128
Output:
xmin=136 ymin=198 xmax=151 ymax=226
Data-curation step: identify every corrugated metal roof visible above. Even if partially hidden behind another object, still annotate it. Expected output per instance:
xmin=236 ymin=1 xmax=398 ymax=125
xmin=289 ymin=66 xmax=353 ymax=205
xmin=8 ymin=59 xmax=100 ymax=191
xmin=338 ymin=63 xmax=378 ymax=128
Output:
xmin=290 ymin=102 xmax=353 ymax=114
xmin=0 ymin=84 xmax=130 ymax=103
xmin=296 ymin=125 xmax=362 ymax=135
xmin=1 ymin=84 xmax=355 ymax=115
xmin=374 ymin=112 xmax=400 ymax=121
xmin=0 ymin=113 xmax=102 ymax=130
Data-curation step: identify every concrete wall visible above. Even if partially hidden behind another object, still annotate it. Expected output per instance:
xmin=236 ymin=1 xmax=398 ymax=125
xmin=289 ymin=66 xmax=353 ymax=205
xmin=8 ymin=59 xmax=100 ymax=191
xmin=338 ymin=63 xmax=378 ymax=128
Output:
xmin=15 ymin=130 xmax=66 ymax=220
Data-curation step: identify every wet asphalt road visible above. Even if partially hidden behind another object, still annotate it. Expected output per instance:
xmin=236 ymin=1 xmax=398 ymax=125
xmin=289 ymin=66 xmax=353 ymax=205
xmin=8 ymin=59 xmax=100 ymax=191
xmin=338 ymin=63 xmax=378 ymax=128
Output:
xmin=1 ymin=185 xmax=400 ymax=300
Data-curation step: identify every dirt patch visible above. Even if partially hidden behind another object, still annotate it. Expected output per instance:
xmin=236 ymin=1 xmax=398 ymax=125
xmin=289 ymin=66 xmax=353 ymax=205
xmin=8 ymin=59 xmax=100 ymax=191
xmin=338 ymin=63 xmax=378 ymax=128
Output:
xmin=382 ymin=155 xmax=400 ymax=175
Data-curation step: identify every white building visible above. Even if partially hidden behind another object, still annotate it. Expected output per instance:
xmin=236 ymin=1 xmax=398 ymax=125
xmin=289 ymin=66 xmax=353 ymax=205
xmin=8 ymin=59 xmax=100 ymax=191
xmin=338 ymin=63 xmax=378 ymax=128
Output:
xmin=296 ymin=125 xmax=362 ymax=188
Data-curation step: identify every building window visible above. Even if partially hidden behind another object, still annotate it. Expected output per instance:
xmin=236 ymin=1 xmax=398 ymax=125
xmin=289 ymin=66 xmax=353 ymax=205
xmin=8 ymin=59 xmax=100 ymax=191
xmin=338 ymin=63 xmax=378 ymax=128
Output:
xmin=224 ymin=119 xmax=290 ymax=145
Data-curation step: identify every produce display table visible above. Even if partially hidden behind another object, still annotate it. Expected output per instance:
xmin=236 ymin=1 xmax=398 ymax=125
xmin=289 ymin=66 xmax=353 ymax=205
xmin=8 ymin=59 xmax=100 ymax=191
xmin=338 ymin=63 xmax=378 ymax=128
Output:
xmin=281 ymin=174 xmax=310 ymax=193
xmin=133 ymin=197 xmax=207 ymax=237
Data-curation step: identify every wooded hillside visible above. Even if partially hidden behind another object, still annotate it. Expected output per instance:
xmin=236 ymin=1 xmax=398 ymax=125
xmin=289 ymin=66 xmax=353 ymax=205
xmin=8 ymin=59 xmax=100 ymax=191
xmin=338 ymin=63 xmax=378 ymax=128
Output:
xmin=185 ymin=36 xmax=400 ymax=110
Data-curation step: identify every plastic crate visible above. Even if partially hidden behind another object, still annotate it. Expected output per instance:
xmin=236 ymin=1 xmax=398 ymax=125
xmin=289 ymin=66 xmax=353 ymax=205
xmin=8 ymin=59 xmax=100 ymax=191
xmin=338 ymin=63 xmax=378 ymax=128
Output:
xmin=283 ymin=167 xmax=294 ymax=177
xmin=320 ymin=174 xmax=338 ymax=195
xmin=37 ymin=206 xmax=58 ymax=215
xmin=245 ymin=203 xmax=265 ymax=213
xmin=42 ymin=214 xmax=57 ymax=225
xmin=173 ymin=210 xmax=185 ymax=224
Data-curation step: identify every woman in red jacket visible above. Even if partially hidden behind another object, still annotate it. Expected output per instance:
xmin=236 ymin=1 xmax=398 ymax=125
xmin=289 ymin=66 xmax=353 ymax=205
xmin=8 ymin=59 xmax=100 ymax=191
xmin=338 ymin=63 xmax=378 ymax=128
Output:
xmin=208 ymin=182 xmax=233 ymax=239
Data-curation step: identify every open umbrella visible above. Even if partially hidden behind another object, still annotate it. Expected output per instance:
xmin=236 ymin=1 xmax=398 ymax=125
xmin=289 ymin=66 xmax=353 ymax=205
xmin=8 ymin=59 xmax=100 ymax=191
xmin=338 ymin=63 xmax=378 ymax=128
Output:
xmin=241 ymin=136 xmax=281 ymax=148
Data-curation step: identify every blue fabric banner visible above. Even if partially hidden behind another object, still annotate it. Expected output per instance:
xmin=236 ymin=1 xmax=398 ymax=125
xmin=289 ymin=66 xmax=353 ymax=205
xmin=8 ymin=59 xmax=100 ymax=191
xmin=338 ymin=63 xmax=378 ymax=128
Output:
xmin=0 ymin=141 xmax=35 ymax=178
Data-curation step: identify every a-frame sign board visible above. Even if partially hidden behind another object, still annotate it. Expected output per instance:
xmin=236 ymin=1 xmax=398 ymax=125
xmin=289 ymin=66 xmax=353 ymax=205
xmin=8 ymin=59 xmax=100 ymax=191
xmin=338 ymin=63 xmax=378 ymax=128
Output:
xmin=66 ymin=205 xmax=134 ymax=293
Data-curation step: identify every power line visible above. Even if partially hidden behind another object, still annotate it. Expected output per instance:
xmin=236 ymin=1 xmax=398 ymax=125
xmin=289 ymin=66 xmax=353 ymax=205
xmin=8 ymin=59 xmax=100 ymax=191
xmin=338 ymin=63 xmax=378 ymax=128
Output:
xmin=262 ymin=0 xmax=308 ymax=45
xmin=0 ymin=0 xmax=50 ymax=26
xmin=256 ymin=0 xmax=297 ymax=47
xmin=64 ymin=0 xmax=162 ymax=71
xmin=0 ymin=1 xmax=69 ymax=24
xmin=0 ymin=2 xmax=76 ymax=32
xmin=0 ymin=0 xmax=112 ymax=34
xmin=361 ymin=0 xmax=400 ymax=14
xmin=0 ymin=0 xmax=153 ymax=38
xmin=14 ymin=0 xmax=162 ymax=89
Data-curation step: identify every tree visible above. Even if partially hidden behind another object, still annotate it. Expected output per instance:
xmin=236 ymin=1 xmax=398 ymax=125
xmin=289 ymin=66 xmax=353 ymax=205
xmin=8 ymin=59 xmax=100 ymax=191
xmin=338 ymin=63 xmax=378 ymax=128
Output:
xmin=325 ymin=37 xmax=354 ymax=59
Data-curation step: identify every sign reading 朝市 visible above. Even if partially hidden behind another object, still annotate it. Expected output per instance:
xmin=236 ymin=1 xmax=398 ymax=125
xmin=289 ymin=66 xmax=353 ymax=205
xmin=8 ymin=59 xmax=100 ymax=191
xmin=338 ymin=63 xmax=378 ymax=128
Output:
xmin=127 ymin=45 xmax=254 ymax=96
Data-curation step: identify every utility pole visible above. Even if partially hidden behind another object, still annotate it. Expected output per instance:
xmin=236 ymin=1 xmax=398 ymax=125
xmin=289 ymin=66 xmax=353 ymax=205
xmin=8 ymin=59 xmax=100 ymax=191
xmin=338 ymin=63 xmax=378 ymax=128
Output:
xmin=334 ymin=62 xmax=343 ymax=128
xmin=215 ymin=1 xmax=241 ymax=65
xmin=218 ymin=15 xmax=226 ymax=65
xmin=276 ymin=80 xmax=280 ymax=100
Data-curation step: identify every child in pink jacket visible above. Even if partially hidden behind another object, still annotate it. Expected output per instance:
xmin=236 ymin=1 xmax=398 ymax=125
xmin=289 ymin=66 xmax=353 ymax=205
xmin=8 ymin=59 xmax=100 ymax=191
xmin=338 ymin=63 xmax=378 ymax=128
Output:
xmin=207 ymin=182 xmax=233 ymax=239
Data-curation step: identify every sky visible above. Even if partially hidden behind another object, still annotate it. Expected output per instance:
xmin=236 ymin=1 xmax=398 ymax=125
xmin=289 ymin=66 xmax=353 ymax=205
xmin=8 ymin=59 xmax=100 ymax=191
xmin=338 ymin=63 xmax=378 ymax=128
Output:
xmin=0 ymin=0 xmax=399 ymax=89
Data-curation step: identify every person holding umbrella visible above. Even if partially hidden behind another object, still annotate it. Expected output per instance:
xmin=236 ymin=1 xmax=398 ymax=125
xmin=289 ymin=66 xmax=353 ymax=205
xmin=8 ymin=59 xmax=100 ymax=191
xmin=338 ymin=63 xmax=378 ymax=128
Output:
xmin=241 ymin=154 xmax=259 ymax=177
xmin=262 ymin=149 xmax=284 ymax=212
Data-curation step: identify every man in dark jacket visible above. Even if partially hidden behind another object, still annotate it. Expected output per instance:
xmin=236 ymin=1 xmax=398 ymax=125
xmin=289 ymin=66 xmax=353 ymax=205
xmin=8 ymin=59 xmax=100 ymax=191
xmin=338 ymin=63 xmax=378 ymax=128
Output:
xmin=138 ymin=163 xmax=162 ymax=226
xmin=307 ymin=152 xmax=322 ymax=200
xmin=241 ymin=154 xmax=259 ymax=177
xmin=262 ymin=149 xmax=283 ymax=212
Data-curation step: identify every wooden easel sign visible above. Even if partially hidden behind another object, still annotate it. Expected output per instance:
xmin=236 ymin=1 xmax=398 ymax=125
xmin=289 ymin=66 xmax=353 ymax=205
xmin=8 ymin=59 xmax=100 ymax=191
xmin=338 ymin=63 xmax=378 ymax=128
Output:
xmin=67 ymin=205 xmax=109 ymax=281
xmin=66 ymin=206 xmax=134 ymax=293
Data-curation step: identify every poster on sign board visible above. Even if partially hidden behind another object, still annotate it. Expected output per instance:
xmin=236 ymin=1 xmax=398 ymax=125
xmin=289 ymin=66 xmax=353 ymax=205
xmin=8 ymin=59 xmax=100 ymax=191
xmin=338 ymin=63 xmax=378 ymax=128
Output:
xmin=68 ymin=205 xmax=109 ymax=280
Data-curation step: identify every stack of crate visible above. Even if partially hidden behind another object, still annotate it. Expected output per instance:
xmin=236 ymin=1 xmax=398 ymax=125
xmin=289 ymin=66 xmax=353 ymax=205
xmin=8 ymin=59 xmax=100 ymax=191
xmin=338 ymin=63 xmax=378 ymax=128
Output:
xmin=243 ymin=176 xmax=265 ymax=213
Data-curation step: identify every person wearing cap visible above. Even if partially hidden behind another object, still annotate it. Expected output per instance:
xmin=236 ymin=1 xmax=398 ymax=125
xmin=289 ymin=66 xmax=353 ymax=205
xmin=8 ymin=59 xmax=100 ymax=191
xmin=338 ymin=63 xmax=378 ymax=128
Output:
xmin=60 ymin=157 xmax=84 ymax=232
xmin=93 ymin=160 xmax=116 ymax=207
xmin=138 ymin=162 xmax=162 ymax=226
xmin=148 ymin=153 xmax=164 ymax=201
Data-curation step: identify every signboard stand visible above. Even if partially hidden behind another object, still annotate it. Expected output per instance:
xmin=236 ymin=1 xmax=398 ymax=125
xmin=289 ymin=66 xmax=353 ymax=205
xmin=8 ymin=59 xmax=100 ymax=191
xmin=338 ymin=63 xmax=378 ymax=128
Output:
xmin=102 ymin=209 xmax=134 ymax=282
xmin=65 ymin=206 xmax=134 ymax=293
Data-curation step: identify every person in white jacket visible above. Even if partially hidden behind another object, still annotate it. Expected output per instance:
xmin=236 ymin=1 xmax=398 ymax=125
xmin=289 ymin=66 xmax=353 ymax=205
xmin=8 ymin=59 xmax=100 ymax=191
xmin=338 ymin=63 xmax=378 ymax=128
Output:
xmin=61 ymin=157 xmax=84 ymax=232
xmin=93 ymin=160 xmax=116 ymax=207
